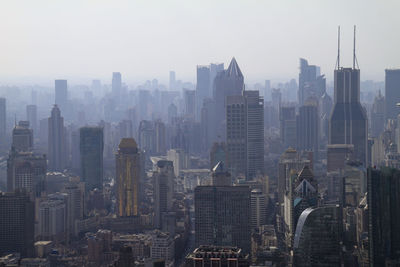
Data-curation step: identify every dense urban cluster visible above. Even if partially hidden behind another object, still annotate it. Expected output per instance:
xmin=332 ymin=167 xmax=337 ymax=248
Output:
xmin=0 ymin=33 xmax=399 ymax=267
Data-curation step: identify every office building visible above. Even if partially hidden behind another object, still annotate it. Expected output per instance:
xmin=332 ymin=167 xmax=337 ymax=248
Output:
xmin=210 ymin=142 xmax=226 ymax=170
xmin=196 ymin=65 xmax=210 ymax=117
xmin=138 ymin=120 xmax=155 ymax=154
xmin=226 ymin=90 xmax=264 ymax=179
xmin=38 ymin=197 xmax=66 ymax=241
xmin=154 ymin=120 xmax=166 ymax=155
xmin=150 ymin=231 xmax=175 ymax=264
xmin=0 ymin=190 xmax=34 ymax=257
xmin=209 ymin=63 xmax=224 ymax=93
xmin=55 ymin=80 xmax=68 ymax=113
xmin=368 ymin=167 xmax=400 ymax=266
xmin=296 ymin=100 xmax=319 ymax=157
xmin=116 ymin=138 xmax=141 ymax=217
xmin=153 ymin=160 xmax=174 ymax=228
xmin=293 ymin=205 xmax=342 ymax=267
xmin=7 ymin=151 xmax=47 ymax=196
xmin=26 ymin=105 xmax=37 ymax=135
xmin=280 ymin=106 xmax=296 ymax=148
xmin=195 ymin=183 xmax=251 ymax=253
xmin=211 ymin=161 xmax=231 ymax=186
xmin=112 ymin=72 xmax=122 ymax=99
xmin=214 ymin=58 xmax=244 ymax=139
xmin=371 ymin=90 xmax=385 ymax=138
xmin=184 ymin=89 xmax=196 ymax=119
xmin=48 ymin=105 xmax=66 ymax=171
xmin=327 ymin=144 xmax=354 ymax=172
xmin=80 ymin=127 xmax=104 ymax=191
xmin=12 ymin=121 xmax=33 ymax=152
xmin=385 ymin=69 xmax=400 ymax=121
xmin=329 ymin=67 xmax=368 ymax=166
xmin=251 ymin=189 xmax=267 ymax=230
xmin=298 ymin=58 xmax=325 ymax=106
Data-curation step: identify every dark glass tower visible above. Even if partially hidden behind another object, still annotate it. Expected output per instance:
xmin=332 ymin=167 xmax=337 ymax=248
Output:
xmin=368 ymin=167 xmax=400 ymax=266
xmin=80 ymin=127 xmax=104 ymax=190
xmin=329 ymin=68 xmax=367 ymax=166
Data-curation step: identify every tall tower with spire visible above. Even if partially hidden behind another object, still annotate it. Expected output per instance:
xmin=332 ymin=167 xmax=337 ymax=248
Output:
xmin=213 ymin=57 xmax=245 ymax=141
xmin=329 ymin=26 xmax=367 ymax=166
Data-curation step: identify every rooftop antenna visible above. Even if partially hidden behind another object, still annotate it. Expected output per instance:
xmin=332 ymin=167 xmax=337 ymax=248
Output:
xmin=335 ymin=26 xmax=341 ymax=70
xmin=353 ymin=25 xmax=359 ymax=69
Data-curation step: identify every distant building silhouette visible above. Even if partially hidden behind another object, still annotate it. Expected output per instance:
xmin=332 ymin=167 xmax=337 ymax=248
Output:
xmin=80 ymin=127 xmax=104 ymax=191
xmin=48 ymin=105 xmax=66 ymax=171
xmin=385 ymin=69 xmax=400 ymax=121
xmin=26 ymin=104 xmax=37 ymax=136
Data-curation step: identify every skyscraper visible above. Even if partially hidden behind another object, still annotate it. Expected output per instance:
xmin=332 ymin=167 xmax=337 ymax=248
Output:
xmin=80 ymin=127 xmax=104 ymax=191
xmin=116 ymin=138 xmax=141 ymax=217
xmin=226 ymin=90 xmax=264 ymax=179
xmin=12 ymin=121 xmax=33 ymax=152
xmin=293 ymin=205 xmax=342 ymax=267
xmin=55 ymin=80 xmax=68 ymax=113
xmin=298 ymin=58 xmax=325 ymax=106
xmin=280 ymin=106 xmax=296 ymax=149
xmin=196 ymin=65 xmax=210 ymax=115
xmin=26 ymin=105 xmax=37 ymax=136
xmin=195 ymin=183 xmax=251 ymax=253
xmin=153 ymin=160 xmax=174 ymax=228
xmin=7 ymin=151 xmax=46 ymax=196
xmin=48 ymin=105 xmax=66 ymax=171
xmin=0 ymin=98 xmax=6 ymax=146
xmin=184 ymin=89 xmax=196 ymax=119
xmin=0 ymin=190 xmax=34 ymax=257
xmin=296 ymin=100 xmax=319 ymax=157
xmin=368 ymin=167 xmax=400 ymax=266
xmin=251 ymin=189 xmax=267 ymax=230
xmin=112 ymin=72 xmax=122 ymax=99
xmin=385 ymin=69 xmax=400 ymax=121
xmin=214 ymin=58 xmax=244 ymax=139
xmin=371 ymin=90 xmax=385 ymax=138
xmin=209 ymin=63 xmax=224 ymax=93
xmin=329 ymin=67 xmax=368 ymax=166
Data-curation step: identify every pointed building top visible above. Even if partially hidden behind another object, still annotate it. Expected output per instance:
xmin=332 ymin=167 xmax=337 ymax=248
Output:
xmin=226 ymin=57 xmax=243 ymax=78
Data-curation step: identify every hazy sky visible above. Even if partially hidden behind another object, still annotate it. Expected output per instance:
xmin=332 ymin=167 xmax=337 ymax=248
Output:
xmin=0 ymin=0 xmax=399 ymax=85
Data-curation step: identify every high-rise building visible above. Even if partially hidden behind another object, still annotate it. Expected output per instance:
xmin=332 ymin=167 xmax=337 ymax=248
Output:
xmin=48 ymin=105 xmax=66 ymax=171
xmin=251 ymin=189 xmax=267 ymax=230
xmin=195 ymin=184 xmax=251 ymax=253
xmin=201 ymin=98 xmax=216 ymax=149
xmin=184 ymin=89 xmax=196 ymax=119
xmin=154 ymin=120 xmax=166 ymax=155
xmin=209 ymin=63 xmax=224 ymax=94
xmin=0 ymin=98 xmax=6 ymax=146
xmin=368 ymin=167 xmax=400 ymax=266
xmin=385 ymin=69 xmax=400 ymax=121
xmin=116 ymin=138 xmax=141 ymax=217
xmin=329 ymin=67 xmax=368 ymax=167
xmin=80 ymin=127 xmax=104 ymax=191
xmin=371 ymin=90 xmax=385 ymax=138
xmin=55 ymin=80 xmax=68 ymax=113
xmin=0 ymin=190 xmax=34 ymax=257
xmin=138 ymin=120 xmax=155 ymax=154
xmin=211 ymin=161 xmax=231 ymax=186
xmin=12 ymin=121 xmax=33 ymax=152
xmin=153 ymin=160 xmax=174 ymax=228
xmin=226 ymin=90 xmax=264 ymax=179
xmin=64 ymin=180 xmax=84 ymax=235
xmin=112 ymin=72 xmax=122 ymax=99
xmin=279 ymin=106 xmax=296 ymax=149
xmin=196 ymin=66 xmax=211 ymax=115
xmin=7 ymin=151 xmax=46 ymax=196
xmin=293 ymin=205 xmax=342 ymax=266
xmin=320 ymin=92 xmax=333 ymax=142
xmin=296 ymin=100 xmax=319 ymax=158
xmin=214 ymin=58 xmax=244 ymax=139
xmin=26 ymin=105 xmax=37 ymax=136
xmin=38 ymin=195 xmax=67 ymax=241
xmin=298 ymin=58 xmax=325 ymax=106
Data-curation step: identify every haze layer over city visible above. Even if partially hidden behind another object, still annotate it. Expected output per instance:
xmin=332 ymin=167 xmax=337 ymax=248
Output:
xmin=0 ymin=1 xmax=399 ymax=267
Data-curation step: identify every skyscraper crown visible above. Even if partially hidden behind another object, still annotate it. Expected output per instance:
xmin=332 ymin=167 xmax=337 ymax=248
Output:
xmin=226 ymin=57 xmax=243 ymax=78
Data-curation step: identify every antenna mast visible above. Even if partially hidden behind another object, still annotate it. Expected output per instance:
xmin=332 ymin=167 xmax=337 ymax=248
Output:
xmin=353 ymin=25 xmax=359 ymax=69
xmin=336 ymin=26 xmax=340 ymax=70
